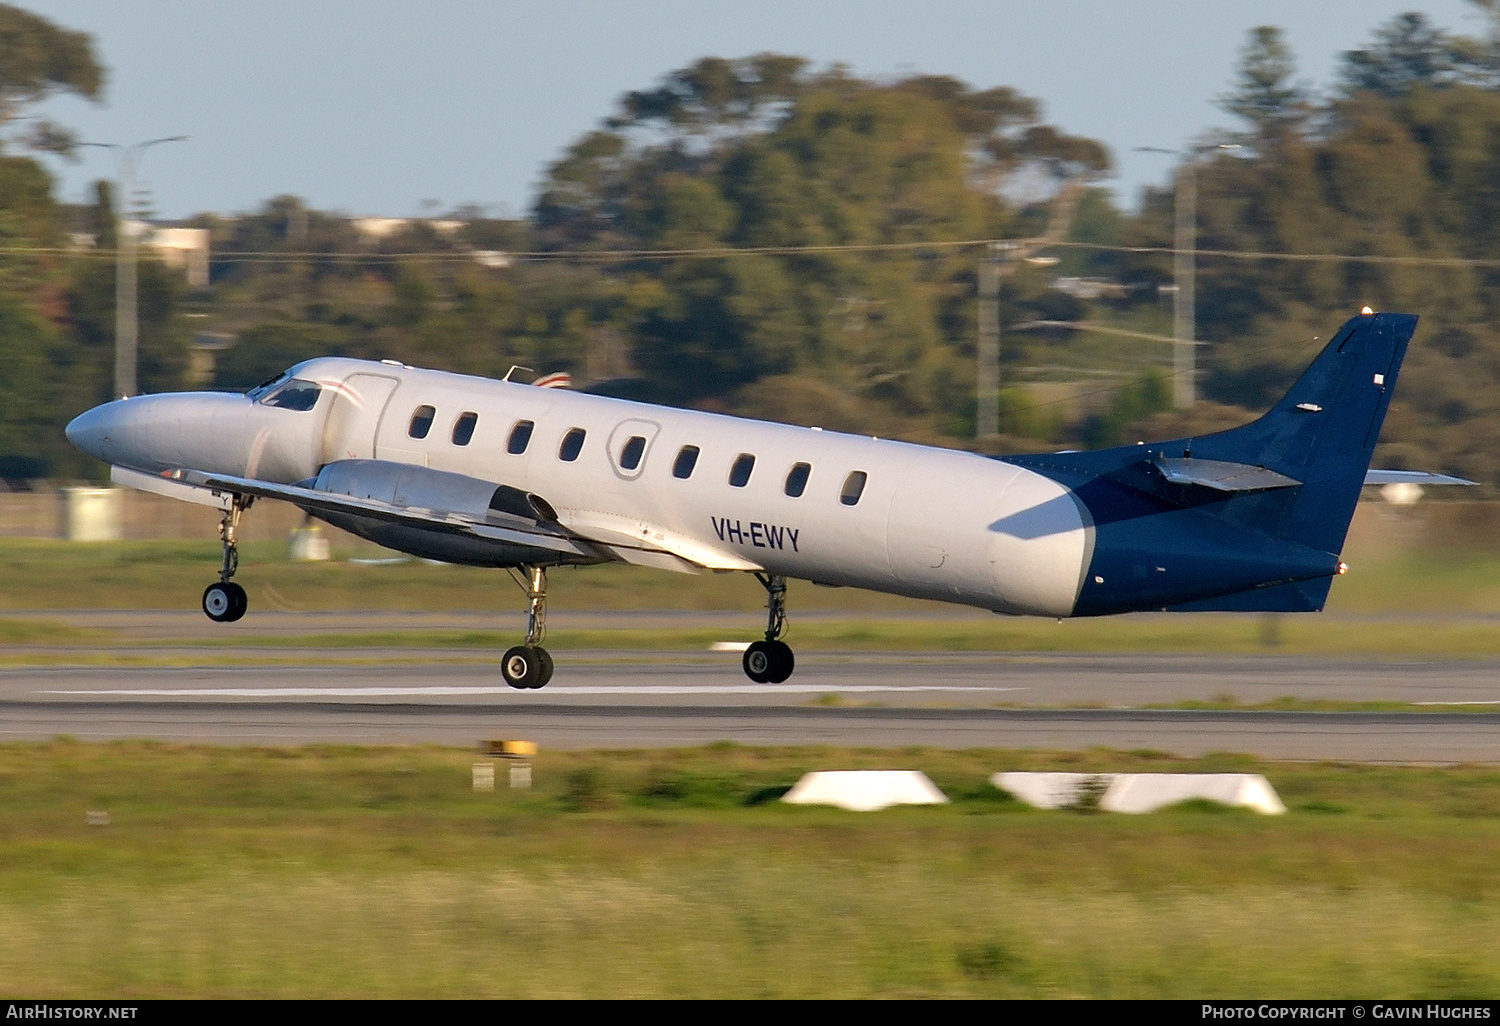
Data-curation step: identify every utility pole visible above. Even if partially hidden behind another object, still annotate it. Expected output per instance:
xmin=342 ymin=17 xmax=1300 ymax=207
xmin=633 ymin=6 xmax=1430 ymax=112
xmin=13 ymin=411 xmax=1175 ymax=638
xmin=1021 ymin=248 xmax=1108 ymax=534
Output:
xmin=82 ymin=136 xmax=188 ymax=398
xmin=976 ymin=246 xmax=1004 ymax=440
xmin=1136 ymin=143 xmax=1238 ymax=410
xmin=976 ymin=179 xmax=1085 ymax=442
xmin=1172 ymin=156 xmax=1197 ymax=409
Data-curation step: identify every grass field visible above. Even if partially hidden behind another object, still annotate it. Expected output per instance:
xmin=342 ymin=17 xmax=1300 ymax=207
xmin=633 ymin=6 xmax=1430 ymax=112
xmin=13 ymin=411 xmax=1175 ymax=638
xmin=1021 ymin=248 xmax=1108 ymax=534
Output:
xmin=3 ymin=522 xmax=1499 ymax=997
xmin=5 ymin=523 xmax=1500 ymax=614
xmin=4 ymin=538 xmax=1500 ymax=663
xmin=2 ymin=741 xmax=1499 ymax=998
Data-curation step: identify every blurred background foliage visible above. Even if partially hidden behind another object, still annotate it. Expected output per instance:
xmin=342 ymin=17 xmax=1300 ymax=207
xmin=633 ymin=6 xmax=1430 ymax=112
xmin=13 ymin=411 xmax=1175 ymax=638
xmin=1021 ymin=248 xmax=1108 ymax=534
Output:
xmin=6 ymin=4 xmax=1500 ymax=485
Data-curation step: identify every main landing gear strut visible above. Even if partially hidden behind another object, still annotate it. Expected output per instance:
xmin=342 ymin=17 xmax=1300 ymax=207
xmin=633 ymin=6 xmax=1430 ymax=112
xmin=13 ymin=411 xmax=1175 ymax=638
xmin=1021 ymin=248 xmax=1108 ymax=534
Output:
xmin=743 ymin=572 xmax=795 ymax=683
xmin=202 ymin=496 xmax=252 ymax=623
xmin=501 ymin=565 xmax=554 ymax=690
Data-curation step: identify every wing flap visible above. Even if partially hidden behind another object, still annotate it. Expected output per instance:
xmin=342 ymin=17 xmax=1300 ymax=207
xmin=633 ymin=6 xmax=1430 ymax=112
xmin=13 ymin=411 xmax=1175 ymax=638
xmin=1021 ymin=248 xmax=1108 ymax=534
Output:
xmin=556 ymin=510 xmax=763 ymax=572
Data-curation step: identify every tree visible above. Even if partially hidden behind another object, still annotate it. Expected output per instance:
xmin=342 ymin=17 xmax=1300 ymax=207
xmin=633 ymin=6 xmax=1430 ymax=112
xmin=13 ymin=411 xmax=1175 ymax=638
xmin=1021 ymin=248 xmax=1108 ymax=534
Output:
xmin=1220 ymin=26 xmax=1309 ymax=147
xmin=0 ymin=6 xmax=104 ymax=477
xmin=534 ymin=57 xmax=1108 ymax=412
xmin=0 ymin=291 xmax=54 ymax=480
xmin=0 ymin=3 xmax=104 ymax=157
xmin=1338 ymin=12 xmax=1461 ymax=100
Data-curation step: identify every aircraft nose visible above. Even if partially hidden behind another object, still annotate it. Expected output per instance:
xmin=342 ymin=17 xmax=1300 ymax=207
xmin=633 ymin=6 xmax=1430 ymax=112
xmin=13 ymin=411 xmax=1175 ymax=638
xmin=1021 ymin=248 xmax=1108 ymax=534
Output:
xmin=65 ymin=402 xmax=118 ymax=462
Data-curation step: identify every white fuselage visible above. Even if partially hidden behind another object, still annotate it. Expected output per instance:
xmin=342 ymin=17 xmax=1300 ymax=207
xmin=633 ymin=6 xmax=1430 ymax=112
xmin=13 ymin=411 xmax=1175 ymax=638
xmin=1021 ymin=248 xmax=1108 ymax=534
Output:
xmin=69 ymin=357 xmax=1096 ymax=617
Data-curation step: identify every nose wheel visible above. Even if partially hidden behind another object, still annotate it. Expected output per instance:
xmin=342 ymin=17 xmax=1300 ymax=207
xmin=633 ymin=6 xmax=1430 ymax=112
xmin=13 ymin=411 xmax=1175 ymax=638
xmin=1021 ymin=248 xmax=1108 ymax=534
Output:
xmin=203 ymin=581 xmax=248 ymax=623
xmin=203 ymin=497 xmax=252 ymax=623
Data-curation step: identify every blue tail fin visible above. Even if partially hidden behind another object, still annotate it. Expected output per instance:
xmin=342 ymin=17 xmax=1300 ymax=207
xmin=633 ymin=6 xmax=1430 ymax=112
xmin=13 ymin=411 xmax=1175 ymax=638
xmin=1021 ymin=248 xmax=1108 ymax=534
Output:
xmin=1004 ymin=312 xmax=1417 ymax=614
xmin=1185 ymin=311 xmax=1415 ymax=554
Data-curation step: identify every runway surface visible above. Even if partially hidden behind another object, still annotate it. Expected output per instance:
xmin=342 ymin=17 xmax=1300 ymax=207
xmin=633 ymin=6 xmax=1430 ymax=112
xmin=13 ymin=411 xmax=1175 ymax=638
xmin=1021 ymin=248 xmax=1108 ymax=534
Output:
xmin=3 ymin=615 xmax=1498 ymax=760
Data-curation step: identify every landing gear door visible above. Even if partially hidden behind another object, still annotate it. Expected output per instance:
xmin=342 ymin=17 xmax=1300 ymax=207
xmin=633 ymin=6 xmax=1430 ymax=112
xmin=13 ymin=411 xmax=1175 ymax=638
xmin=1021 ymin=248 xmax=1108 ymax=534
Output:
xmin=322 ymin=373 xmax=400 ymax=463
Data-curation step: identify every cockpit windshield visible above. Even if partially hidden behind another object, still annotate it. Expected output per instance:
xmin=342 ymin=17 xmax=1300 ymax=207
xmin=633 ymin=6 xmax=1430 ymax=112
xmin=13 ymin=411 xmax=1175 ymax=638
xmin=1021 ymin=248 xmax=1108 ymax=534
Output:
xmin=256 ymin=377 xmax=322 ymax=411
xmin=245 ymin=372 xmax=289 ymax=401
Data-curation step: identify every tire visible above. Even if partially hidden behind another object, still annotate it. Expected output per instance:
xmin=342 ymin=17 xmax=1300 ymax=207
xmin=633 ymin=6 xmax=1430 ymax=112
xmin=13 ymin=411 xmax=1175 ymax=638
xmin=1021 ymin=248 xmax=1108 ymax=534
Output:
xmin=224 ymin=582 xmax=248 ymax=622
xmin=502 ymin=645 xmax=540 ymax=690
xmin=767 ymin=640 xmax=795 ymax=683
xmin=743 ymin=641 xmax=775 ymax=683
xmin=533 ymin=647 xmax=555 ymax=689
xmin=202 ymin=583 xmax=236 ymax=623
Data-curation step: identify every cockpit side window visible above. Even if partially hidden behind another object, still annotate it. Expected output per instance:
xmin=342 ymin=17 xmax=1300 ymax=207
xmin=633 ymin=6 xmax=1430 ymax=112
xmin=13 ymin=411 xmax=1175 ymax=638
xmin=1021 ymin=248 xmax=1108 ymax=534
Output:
xmin=258 ymin=378 xmax=322 ymax=411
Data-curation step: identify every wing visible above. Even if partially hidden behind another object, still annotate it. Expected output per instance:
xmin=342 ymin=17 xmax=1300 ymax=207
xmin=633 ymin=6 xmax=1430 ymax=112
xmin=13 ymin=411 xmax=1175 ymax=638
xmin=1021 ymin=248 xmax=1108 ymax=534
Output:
xmin=179 ymin=467 xmax=604 ymax=558
xmin=112 ymin=462 xmax=761 ymax=573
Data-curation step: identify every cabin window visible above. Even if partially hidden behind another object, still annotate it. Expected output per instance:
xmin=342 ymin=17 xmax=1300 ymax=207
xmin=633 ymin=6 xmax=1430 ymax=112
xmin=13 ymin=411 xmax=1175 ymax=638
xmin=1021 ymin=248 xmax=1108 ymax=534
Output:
xmin=452 ymin=412 xmax=479 ymax=446
xmin=619 ymin=435 xmax=646 ymax=471
xmin=784 ymin=462 xmax=811 ymax=498
xmin=840 ymin=470 xmax=868 ymax=506
xmin=258 ymin=378 xmax=322 ymax=411
xmin=729 ymin=453 xmax=755 ymax=488
xmin=673 ymin=445 xmax=700 ymax=480
xmin=408 ymin=405 xmax=435 ymax=439
xmin=507 ymin=420 xmax=534 ymax=455
xmin=559 ymin=428 xmax=586 ymax=462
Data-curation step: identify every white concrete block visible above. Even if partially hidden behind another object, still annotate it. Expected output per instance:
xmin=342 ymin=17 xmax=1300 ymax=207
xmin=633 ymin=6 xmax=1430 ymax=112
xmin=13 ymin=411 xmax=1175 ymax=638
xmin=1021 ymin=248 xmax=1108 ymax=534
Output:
xmin=783 ymin=770 xmax=949 ymax=811
xmin=991 ymin=772 xmax=1285 ymax=814
xmin=1103 ymin=773 xmax=1286 ymax=814
xmin=990 ymin=771 xmax=1106 ymax=810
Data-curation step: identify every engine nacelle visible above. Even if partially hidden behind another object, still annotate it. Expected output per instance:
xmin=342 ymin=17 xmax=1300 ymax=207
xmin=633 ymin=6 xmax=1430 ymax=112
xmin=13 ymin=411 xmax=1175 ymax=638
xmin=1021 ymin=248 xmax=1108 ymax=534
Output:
xmin=309 ymin=459 xmax=556 ymax=523
xmin=303 ymin=460 xmax=572 ymax=567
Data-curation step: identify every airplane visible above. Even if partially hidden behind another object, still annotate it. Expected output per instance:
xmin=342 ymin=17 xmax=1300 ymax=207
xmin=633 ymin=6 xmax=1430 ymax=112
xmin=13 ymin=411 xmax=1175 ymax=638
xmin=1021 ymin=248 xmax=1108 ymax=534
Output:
xmin=65 ymin=310 xmax=1467 ymax=690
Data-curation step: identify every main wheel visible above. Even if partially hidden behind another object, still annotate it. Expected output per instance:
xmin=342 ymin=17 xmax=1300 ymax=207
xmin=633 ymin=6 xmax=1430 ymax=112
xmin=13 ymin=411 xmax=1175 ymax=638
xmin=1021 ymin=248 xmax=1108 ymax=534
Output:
xmin=202 ymin=582 xmax=247 ymax=623
xmin=534 ymin=646 xmax=555 ymax=689
xmin=744 ymin=640 xmax=792 ymax=683
xmin=502 ymin=645 xmax=542 ymax=690
xmin=766 ymin=639 xmax=795 ymax=683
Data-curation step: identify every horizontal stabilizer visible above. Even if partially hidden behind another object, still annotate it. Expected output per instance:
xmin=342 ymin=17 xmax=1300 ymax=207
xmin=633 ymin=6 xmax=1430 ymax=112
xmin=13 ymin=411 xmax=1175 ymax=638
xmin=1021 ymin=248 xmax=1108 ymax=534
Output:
xmin=1153 ymin=457 xmax=1300 ymax=493
xmin=1363 ymin=469 xmax=1477 ymax=486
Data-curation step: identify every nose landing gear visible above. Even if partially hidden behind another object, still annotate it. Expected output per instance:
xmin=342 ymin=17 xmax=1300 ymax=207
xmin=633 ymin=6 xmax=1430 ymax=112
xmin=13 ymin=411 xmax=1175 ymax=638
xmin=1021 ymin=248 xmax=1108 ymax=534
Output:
xmin=202 ymin=496 xmax=251 ymax=623
xmin=743 ymin=573 xmax=795 ymax=683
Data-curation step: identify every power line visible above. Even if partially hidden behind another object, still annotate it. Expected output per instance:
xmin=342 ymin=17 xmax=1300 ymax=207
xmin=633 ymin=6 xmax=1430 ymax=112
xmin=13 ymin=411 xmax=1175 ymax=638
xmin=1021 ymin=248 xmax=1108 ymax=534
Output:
xmin=8 ymin=235 xmax=1500 ymax=267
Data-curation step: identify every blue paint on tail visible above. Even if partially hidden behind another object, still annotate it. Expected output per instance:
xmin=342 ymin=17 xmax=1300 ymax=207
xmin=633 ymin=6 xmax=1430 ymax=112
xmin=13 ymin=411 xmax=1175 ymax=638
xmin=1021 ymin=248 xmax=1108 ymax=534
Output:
xmin=1003 ymin=313 xmax=1417 ymax=615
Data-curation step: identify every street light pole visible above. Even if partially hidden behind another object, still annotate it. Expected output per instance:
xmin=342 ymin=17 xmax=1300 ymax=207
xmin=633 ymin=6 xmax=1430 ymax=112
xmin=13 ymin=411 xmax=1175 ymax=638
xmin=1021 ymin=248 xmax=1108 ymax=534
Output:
xmin=82 ymin=136 xmax=187 ymax=398
xmin=1136 ymin=143 xmax=1239 ymax=410
xmin=1172 ymin=157 xmax=1196 ymax=409
xmin=976 ymin=244 xmax=1005 ymax=440
xmin=975 ymin=178 xmax=1087 ymax=443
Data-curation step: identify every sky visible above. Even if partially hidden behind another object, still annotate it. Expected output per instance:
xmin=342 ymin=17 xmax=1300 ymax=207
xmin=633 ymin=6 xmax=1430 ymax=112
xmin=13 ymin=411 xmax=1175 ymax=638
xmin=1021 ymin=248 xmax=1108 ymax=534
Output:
xmin=13 ymin=0 xmax=1490 ymax=221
